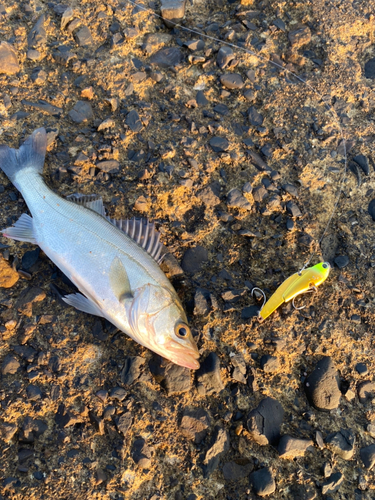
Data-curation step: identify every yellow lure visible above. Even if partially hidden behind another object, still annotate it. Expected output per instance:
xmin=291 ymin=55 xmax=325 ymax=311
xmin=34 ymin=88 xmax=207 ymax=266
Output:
xmin=258 ymin=262 xmax=331 ymax=322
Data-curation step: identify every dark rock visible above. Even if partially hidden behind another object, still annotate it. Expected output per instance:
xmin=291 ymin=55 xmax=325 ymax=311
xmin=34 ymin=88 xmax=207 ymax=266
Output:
xmin=0 ymin=42 xmax=20 ymax=75
xmin=21 ymin=248 xmax=40 ymax=270
xmin=131 ymin=71 xmax=147 ymax=83
xmin=180 ymin=407 xmax=211 ymax=443
xmin=252 ymin=186 xmax=268 ymax=202
xmin=55 ymin=404 xmax=83 ymax=429
xmin=121 ymin=356 xmax=145 ymax=385
xmin=196 ymin=90 xmax=208 ymax=105
xmin=160 ymin=0 xmax=186 ymax=27
xmin=334 ymin=255 xmax=349 ymax=268
xmin=2 ymin=354 xmax=20 ymax=375
xmin=250 ymin=467 xmax=276 ymax=497
xmin=27 ymin=15 xmax=46 ymax=48
xmin=16 ymin=288 xmax=45 ymax=317
xmin=22 ymin=100 xmax=63 ymax=117
xmin=18 ymin=448 xmax=34 ymax=462
xmin=0 ymin=420 xmax=17 ymax=442
xmin=325 ymin=429 xmax=355 ymax=460
xmin=132 ymin=437 xmax=153 ymax=468
xmin=360 ymin=443 xmax=375 ymax=469
xmin=364 ymin=57 xmax=375 ymax=79
xmin=209 ymin=136 xmax=229 ymax=152
xmin=353 ymin=155 xmax=370 ymax=175
xmin=369 ymin=199 xmax=375 ymax=221
xmin=69 ymin=101 xmax=93 ymax=123
xmin=181 ymin=246 xmax=208 ymax=273
xmin=213 ymin=103 xmax=229 ymax=115
xmin=53 ymin=45 xmax=77 ymax=65
xmin=217 ymin=46 xmax=235 ymax=69
xmin=220 ymin=73 xmax=244 ymax=90
xmin=244 ymin=89 xmax=255 ymax=101
xmin=321 ymin=472 xmax=344 ymax=495
xmin=227 ymin=188 xmax=251 ymax=210
xmin=31 ymin=68 xmax=47 ymax=85
xmin=273 ymin=18 xmax=286 ymax=31
xmin=96 ymin=160 xmax=120 ymax=174
xmin=197 ymin=181 xmax=221 ymax=207
xmin=48 ymin=355 xmax=61 ymax=373
xmin=3 ymin=477 xmax=21 ymax=490
xmin=26 ymin=385 xmax=42 ymax=401
xmin=241 ymin=305 xmax=259 ymax=319
xmin=204 ymin=427 xmax=230 ymax=475
xmin=278 ymin=435 xmax=314 ymax=459
xmin=21 ymin=417 xmax=47 ymax=442
xmin=247 ymin=397 xmax=284 ymax=446
xmin=74 ymin=26 xmax=93 ymax=46
xmin=33 ymin=471 xmax=43 ymax=481
xmin=288 ymin=25 xmax=311 ymax=48
xmin=289 ymin=484 xmax=317 ymax=500
xmin=149 ymin=356 xmax=191 ymax=394
xmin=282 ymin=184 xmax=299 ymax=197
xmin=304 ymin=356 xmax=341 ymax=410
xmin=357 ymin=380 xmax=375 ymax=404
xmin=286 ymin=201 xmax=302 ymax=217
xmin=231 ymin=354 xmax=247 ymax=384
xmin=149 ymin=47 xmax=182 ymax=68
xmin=126 ymin=109 xmax=143 ymax=132
xmin=185 ymin=39 xmax=204 ymax=51
xmin=196 ymin=353 xmax=224 ymax=396
xmin=13 ymin=346 xmax=36 ymax=363
xmin=194 ymin=289 xmax=210 ymax=316
xmin=247 ymin=150 xmax=270 ymax=171
xmin=60 ymin=6 xmax=74 ymax=30
xmin=222 ymin=460 xmax=253 ymax=481
xmin=259 ymin=355 xmax=279 ymax=373
xmin=248 ymin=106 xmax=264 ymax=126
xmin=95 ymin=468 xmax=107 ymax=485
xmin=109 ymin=387 xmax=127 ymax=401
xmin=115 ymin=412 xmax=133 ymax=436
xmin=355 ymin=363 xmax=368 ymax=375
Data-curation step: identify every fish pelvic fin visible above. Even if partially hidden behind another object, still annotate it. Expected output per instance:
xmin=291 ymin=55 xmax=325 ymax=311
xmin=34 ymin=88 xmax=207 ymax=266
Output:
xmin=62 ymin=293 xmax=104 ymax=317
xmin=0 ymin=128 xmax=47 ymax=191
xmin=1 ymin=213 xmax=37 ymax=244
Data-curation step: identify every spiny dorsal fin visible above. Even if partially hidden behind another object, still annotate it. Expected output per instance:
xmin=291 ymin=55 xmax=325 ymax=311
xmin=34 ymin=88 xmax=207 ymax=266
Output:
xmin=66 ymin=193 xmax=165 ymax=263
xmin=66 ymin=193 xmax=106 ymax=216
xmin=107 ymin=217 xmax=165 ymax=264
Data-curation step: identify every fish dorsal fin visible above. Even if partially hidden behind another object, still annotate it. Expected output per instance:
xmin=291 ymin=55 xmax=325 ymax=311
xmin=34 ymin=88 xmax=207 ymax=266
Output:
xmin=66 ymin=193 xmax=165 ymax=263
xmin=66 ymin=193 xmax=106 ymax=216
xmin=107 ymin=217 xmax=166 ymax=264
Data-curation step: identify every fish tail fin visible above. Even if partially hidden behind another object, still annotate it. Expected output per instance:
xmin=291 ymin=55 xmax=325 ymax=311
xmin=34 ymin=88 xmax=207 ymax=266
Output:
xmin=0 ymin=128 xmax=47 ymax=191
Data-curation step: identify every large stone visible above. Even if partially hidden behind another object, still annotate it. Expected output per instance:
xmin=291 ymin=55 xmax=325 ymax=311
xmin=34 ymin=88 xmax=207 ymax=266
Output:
xmin=220 ymin=73 xmax=244 ymax=90
xmin=227 ymin=188 xmax=251 ymax=210
xmin=304 ymin=356 xmax=341 ymax=410
xmin=69 ymin=101 xmax=93 ymax=123
xmin=15 ymin=287 xmax=46 ymax=317
xmin=160 ymin=0 xmax=186 ymax=28
xmin=288 ymin=24 xmax=311 ymax=48
xmin=278 ymin=435 xmax=314 ymax=459
xmin=149 ymin=47 xmax=182 ymax=68
xmin=196 ymin=352 xmax=224 ymax=396
xmin=180 ymin=407 xmax=211 ymax=443
xmin=27 ymin=15 xmax=47 ymax=48
xmin=247 ymin=397 xmax=284 ymax=446
xmin=0 ymin=42 xmax=20 ymax=75
xmin=365 ymin=57 xmax=375 ymax=79
xmin=204 ymin=427 xmax=230 ymax=475
xmin=325 ymin=429 xmax=355 ymax=460
xmin=181 ymin=246 xmax=208 ymax=274
xmin=250 ymin=467 xmax=276 ymax=497
xmin=2 ymin=354 xmax=20 ymax=375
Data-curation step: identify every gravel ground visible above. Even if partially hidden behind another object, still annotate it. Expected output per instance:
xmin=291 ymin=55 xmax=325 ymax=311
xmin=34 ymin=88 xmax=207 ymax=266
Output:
xmin=1 ymin=0 xmax=375 ymax=499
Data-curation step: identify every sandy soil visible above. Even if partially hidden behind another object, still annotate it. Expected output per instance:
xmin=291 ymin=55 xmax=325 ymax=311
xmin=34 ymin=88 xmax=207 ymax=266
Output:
xmin=0 ymin=0 xmax=375 ymax=498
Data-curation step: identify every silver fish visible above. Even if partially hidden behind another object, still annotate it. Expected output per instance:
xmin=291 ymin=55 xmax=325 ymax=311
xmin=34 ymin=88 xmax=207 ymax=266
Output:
xmin=0 ymin=128 xmax=200 ymax=369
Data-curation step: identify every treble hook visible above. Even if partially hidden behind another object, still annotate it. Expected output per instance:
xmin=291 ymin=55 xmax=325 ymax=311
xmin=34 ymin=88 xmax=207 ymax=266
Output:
xmin=292 ymin=286 xmax=318 ymax=310
xmin=251 ymin=287 xmax=266 ymax=310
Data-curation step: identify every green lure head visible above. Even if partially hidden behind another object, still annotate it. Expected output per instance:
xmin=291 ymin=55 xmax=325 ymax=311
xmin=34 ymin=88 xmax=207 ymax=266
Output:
xmin=309 ymin=261 xmax=331 ymax=284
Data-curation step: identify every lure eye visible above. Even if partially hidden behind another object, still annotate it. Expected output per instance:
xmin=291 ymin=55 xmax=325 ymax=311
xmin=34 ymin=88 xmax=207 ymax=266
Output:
xmin=175 ymin=323 xmax=190 ymax=339
xmin=322 ymin=262 xmax=329 ymax=269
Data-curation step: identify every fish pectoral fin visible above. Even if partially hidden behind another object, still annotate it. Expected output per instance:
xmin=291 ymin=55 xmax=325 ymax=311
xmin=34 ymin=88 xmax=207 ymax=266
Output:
xmin=109 ymin=256 xmax=133 ymax=303
xmin=1 ymin=213 xmax=37 ymax=244
xmin=66 ymin=193 xmax=106 ymax=216
xmin=62 ymin=293 xmax=104 ymax=317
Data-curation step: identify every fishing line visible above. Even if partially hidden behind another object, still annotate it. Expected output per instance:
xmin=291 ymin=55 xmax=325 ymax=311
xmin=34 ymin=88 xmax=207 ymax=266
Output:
xmin=123 ymin=0 xmax=348 ymax=273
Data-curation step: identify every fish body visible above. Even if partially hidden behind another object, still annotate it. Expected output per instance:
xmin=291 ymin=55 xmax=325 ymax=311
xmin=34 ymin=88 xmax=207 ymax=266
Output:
xmin=258 ymin=262 xmax=330 ymax=321
xmin=0 ymin=129 xmax=199 ymax=369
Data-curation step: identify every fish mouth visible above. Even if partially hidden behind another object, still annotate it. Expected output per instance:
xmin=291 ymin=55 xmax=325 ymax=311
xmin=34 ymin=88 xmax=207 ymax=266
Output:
xmin=164 ymin=339 xmax=200 ymax=370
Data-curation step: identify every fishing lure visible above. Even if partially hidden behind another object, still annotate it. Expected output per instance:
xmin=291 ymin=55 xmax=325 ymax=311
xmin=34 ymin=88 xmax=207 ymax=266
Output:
xmin=253 ymin=262 xmax=331 ymax=322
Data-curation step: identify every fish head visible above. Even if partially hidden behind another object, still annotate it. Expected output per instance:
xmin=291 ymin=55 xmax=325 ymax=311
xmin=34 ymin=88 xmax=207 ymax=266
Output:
xmin=128 ymin=283 xmax=200 ymax=370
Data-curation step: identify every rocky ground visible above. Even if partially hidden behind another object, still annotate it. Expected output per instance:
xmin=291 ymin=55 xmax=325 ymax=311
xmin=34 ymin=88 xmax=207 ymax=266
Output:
xmin=0 ymin=0 xmax=375 ymax=498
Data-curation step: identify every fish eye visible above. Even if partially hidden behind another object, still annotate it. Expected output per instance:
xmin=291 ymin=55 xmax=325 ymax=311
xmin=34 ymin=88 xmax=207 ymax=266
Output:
xmin=175 ymin=323 xmax=190 ymax=339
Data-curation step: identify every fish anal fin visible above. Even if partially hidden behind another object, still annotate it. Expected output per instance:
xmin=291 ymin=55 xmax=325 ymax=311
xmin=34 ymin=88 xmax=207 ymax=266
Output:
xmin=1 ymin=213 xmax=36 ymax=244
xmin=62 ymin=293 xmax=104 ymax=317
xmin=67 ymin=193 xmax=106 ymax=216
xmin=108 ymin=217 xmax=166 ymax=264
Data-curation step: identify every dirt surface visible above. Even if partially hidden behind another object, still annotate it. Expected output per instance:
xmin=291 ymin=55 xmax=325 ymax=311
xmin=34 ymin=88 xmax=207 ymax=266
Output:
xmin=0 ymin=0 xmax=375 ymax=498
